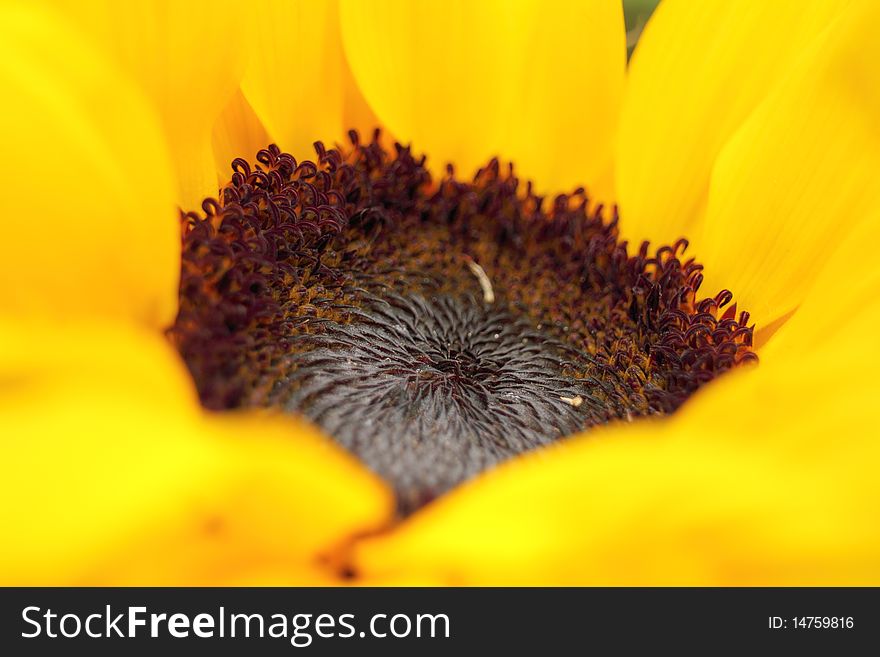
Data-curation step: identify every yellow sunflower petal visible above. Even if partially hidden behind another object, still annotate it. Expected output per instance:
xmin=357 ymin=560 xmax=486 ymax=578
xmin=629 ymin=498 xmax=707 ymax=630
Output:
xmin=0 ymin=319 xmax=394 ymax=585
xmin=616 ymin=0 xmax=848 ymax=248
xmin=340 ymin=0 xmax=625 ymax=200
xmin=55 ymin=0 xmax=245 ymax=209
xmin=699 ymin=0 xmax=880 ymax=328
xmin=212 ymin=87 xmax=272 ymax=182
xmin=0 ymin=2 xmax=178 ymax=327
xmin=341 ymin=49 xmax=388 ymax=146
xmin=756 ymin=208 xmax=880 ymax=361
xmin=240 ymin=0 xmax=345 ymax=159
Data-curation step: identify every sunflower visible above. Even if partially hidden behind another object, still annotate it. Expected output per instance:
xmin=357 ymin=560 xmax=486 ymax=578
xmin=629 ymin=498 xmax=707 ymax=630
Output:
xmin=2 ymin=0 xmax=878 ymax=586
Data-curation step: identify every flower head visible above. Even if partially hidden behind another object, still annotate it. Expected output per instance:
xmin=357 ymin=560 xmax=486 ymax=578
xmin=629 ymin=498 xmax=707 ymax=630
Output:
xmin=2 ymin=0 xmax=879 ymax=585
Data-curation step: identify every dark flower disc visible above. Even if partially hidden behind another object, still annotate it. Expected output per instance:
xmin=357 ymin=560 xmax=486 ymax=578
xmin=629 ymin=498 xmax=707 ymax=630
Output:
xmin=170 ymin=132 xmax=756 ymax=513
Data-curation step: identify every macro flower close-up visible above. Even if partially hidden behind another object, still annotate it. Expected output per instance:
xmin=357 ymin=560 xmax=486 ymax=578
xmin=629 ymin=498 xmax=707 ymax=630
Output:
xmin=2 ymin=0 xmax=879 ymax=588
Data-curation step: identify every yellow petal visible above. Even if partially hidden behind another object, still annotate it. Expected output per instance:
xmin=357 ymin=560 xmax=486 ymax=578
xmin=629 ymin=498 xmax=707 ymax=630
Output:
xmin=240 ymin=0 xmax=345 ymax=159
xmin=340 ymin=0 xmax=626 ymax=201
xmin=341 ymin=47 xmax=390 ymax=146
xmin=55 ymin=0 xmax=245 ymax=209
xmin=757 ymin=208 xmax=880 ymax=361
xmin=0 ymin=2 xmax=178 ymax=328
xmin=699 ymin=0 xmax=880 ymax=328
xmin=212 ymin=87 xmax=271 ymax=182
xmin=616 ymin=0 xmax=848 ymax=248
xmin=0 ymin=319 xmax=394 ymax=585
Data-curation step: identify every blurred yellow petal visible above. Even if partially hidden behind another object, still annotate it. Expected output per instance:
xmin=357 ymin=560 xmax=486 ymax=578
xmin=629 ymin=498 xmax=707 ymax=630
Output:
xmin=340 ymin=0 xmax=625 ymax=200
xmin=616 ymin=0 xmax=848 ymax=248
xmin=241 ymin=0 xmax=345 ymax=159
xmin=699 ymin=0 xmax=880 ymax=328
xmin=55 ymin=0 xmax=245 ymax=209
xmin=212 ymin=87 xmax=271 ymax=182
xmin=0 ymin=319 xmax=394 ymax=585
xmin=0 ymin=2 xmax=178 ymax=327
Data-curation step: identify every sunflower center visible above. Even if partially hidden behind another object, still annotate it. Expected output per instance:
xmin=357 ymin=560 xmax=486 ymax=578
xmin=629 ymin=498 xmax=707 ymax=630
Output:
xmin=274 ymin=292 xmax=591 ymax=510
xmin=170 ymin=132 xmax=756 ymax=514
